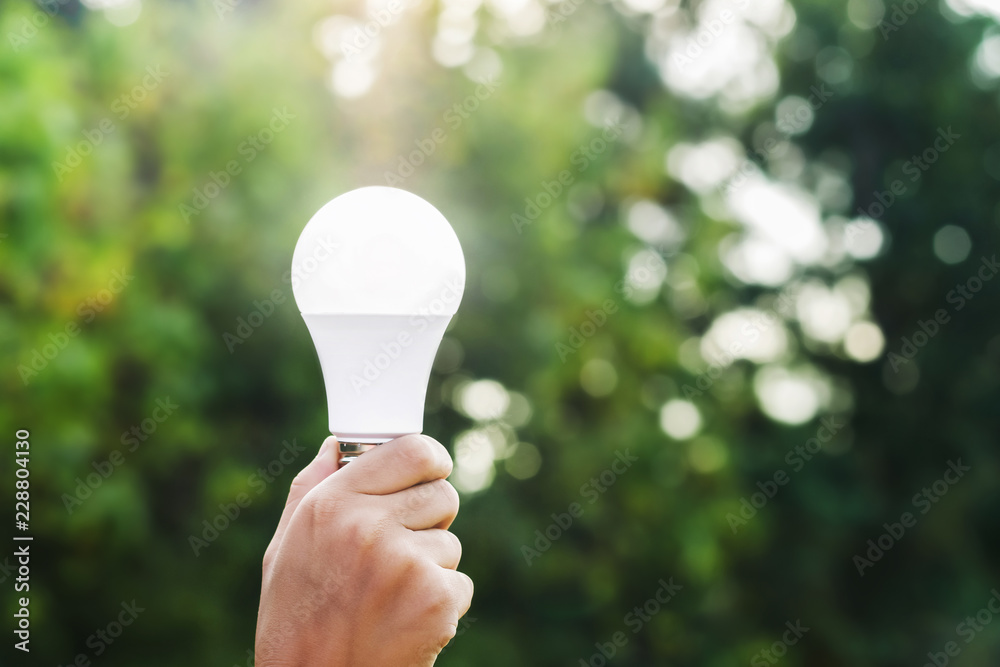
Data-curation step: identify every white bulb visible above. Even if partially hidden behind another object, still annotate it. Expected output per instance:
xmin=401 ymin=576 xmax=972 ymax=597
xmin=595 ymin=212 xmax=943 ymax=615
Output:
xmin=292 ymin=187 xmax=466 ymax=443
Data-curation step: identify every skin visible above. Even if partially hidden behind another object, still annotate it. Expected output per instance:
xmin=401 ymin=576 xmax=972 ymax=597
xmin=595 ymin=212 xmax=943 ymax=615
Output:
xmin=256 ymin=434 xmax=473 ymax=666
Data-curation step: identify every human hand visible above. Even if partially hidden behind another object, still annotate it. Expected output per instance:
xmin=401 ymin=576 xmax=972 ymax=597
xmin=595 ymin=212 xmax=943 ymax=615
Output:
xmin=255 ymin=434 xmax=473 ymax=666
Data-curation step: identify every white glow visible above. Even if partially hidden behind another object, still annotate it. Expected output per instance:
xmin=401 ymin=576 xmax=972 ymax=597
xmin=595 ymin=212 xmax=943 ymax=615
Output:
xmin=835 ymin=275 xmax=871 ymax=317
xmin=667 ymin=138 xmax=744 ymax=194
xmin=660 ymin=22 xmax=778 ymax=105
xmin=623 ymin=0 xmax=668 ymax=13
xmin=316 ymin=17 xmax=362 ymax=60
xmin=727 ymin=176 xmax=827 ymax=265
xmin=452 ymin=460 xmax=495 ymax=493
xmin=584 ymin=90 xmax=629 ymax=128
xmin=795 ymin=281 xmax=852 ymax=344
xmin=946 ymin=0 xmax=1000 ymax=20
xmin=847 ymin=0 xmax=884 ymax=29
xmin=933 ymin=225 xmax=972 ymax=264
xmin=455 ymin=429 xmax=496 ymax=474
xmin=721 ymin=234 xmax=794 ymax=286
xmin=505 ymin=441 xmax=542 ymax=480
xmin=624 ymin=248 xmax=668 ymax=303
xmin=458 ymin=379 xmax=511 ymax=421
xmin=775 ymin=95 xmax=814 ymax=135
xmin=701 ymin=308 xmax=789 ymax=364
xmin=974 ymin=35 xmax=1000 ymax=79
xmin=488 ymin=0 xmax=546 ymax=35
xmin=580 ymin=359 xmax=619 ymax=397
xmin=844 ymin=321 xmax=885 ymax=362
xmin=433 ymin=37 xmax=475 ymax=67
xmin=753 ymin=365 xmax=829 ymax=425
xmin=332 ymin=60 xmax=377 ymax=98
xmin=816 ymin=46 xmax=853 ymax=84
xmin=659 ymin=399 xmax=702 ymax=439
xmin=105 ymin=0 xmax=142 ymax=26
xmin=488 ymin=0 xmax=530 ymax=16
xmin=438 ymin=10 xmax=478 ymax=43
xmin=292 ymin=187 xmax=466 ymax=315
xmin=626 ymin=200 xmax=685 ymax=247
xmin=739 ymin=0 xmax=792 ymax=36
xmin=464 ymin=48 xmax=504 ymax=82
xmin=83 ymin=0 xmax=141 ymax=25
xmin=844 ymin=217 xmax=885 ymax=259
xmin=293 ymin=189 xmax=466 ymax=441
xmin=503 ymin=391 xmax=533 ymax=428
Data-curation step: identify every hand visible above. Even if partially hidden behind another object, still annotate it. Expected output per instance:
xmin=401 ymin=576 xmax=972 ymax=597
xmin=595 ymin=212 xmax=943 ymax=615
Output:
xmin=255 ymin=434 xmax=473 ymax=666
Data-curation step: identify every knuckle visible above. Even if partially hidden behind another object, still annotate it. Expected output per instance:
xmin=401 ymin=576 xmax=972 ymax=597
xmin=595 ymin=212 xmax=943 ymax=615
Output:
xmin=304 ymin=488 xmax=346 ymax=521
xmin=405 ymin=568 xmax=467 ymax=647
xmin=306 ymin=493 xmax=387 ymax=555
xmin=429 ymin=478 xmax=460 ymax=514
xmin=441 ymin=479 xmax=460 ymax=510
xmin=444 ymin=531 xmax=462 ymax=563
xmin=341 ymin=509 xmax=388 ymax=554
xmin=397 ymin=435 xmax=446 ymax=473
xmin=439 ymin=619 xmax=459 ymax=646
xmin=261 ymin=546 xmax=275 ymax=574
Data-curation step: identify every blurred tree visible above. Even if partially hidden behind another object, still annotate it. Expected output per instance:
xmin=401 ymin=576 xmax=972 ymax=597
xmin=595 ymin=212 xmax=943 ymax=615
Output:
xmin=1 ymin=0 xmax=1000 ymax=665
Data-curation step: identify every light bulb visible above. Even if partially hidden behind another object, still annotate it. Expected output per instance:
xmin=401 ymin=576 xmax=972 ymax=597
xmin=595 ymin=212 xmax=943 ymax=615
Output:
xmin=292 ymin=186 xmax=466 ymax=460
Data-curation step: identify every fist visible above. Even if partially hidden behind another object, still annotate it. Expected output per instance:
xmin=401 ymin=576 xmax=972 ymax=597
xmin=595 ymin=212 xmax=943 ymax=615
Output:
xmin=255 ymin=434 xmax=473 ymax=666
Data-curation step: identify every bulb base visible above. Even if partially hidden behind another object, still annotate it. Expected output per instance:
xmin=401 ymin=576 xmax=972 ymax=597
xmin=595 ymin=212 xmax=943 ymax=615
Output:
xmin=302 ymin=313 xmax=452 ymax=438
xmin=338 ymin=441 xmax=378 ymax=467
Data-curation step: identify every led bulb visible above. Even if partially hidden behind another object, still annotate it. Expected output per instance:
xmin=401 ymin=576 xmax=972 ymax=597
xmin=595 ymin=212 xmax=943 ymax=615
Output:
xmin=292 ymin=187 xmax=466 ymax=445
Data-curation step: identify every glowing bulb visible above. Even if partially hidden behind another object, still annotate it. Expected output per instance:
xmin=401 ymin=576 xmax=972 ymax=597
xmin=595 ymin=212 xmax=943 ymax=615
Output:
xmin=292 ymin=187 xmax=466 ymax=455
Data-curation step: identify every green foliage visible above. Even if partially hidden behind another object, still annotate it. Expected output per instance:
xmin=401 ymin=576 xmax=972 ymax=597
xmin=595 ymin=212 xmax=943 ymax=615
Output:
xmin=2 ymin=0 xmax=1000 ymax=665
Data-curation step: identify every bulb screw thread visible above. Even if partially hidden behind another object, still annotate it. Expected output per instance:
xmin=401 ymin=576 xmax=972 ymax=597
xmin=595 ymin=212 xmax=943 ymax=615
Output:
xmin=338 ymin=441 xmax=378 ymax=467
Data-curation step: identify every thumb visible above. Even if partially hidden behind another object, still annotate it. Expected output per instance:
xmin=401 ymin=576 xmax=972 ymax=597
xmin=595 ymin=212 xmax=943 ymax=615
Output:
xmin=273 ymin=435 xmax=340 ymax=545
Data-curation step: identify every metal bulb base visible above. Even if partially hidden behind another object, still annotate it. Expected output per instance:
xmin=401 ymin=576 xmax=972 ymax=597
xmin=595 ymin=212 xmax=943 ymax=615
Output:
xmin=338 ymin=441 xmax=378 ymax=467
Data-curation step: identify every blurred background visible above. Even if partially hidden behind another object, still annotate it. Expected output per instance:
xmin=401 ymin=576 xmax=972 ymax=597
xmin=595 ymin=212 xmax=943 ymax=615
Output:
xmin=3 ymin=0 xmax=1000 ymax=664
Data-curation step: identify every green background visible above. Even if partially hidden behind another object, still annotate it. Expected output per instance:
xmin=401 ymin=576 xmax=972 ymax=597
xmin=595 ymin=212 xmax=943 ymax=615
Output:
xmin=2 ymin=0 xmax=1000 ymax=665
